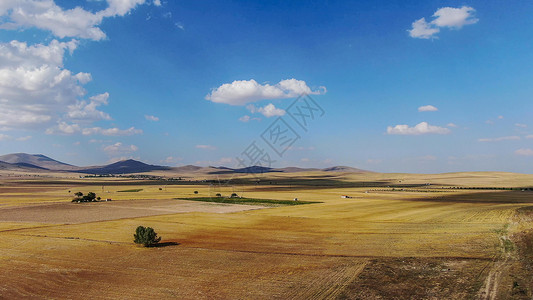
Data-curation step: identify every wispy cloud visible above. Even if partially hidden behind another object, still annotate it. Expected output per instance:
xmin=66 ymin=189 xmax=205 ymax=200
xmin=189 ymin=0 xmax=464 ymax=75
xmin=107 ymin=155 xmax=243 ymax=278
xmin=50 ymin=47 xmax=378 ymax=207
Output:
xmin=238 ymin=115 xmax=261 ymax=122
xmin=515 ymin=148 xmax=533 ymax=156
xmin=478 ymin=136 xmax=520 ymax=142
xmin=145 ymin=115 xmax=159 ymax=122
xmin=196 ymin=144 xmax=217 ymax=150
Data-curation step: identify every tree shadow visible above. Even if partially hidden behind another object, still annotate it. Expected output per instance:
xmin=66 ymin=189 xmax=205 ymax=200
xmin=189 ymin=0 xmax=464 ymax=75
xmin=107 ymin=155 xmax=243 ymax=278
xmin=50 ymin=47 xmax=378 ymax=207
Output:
xmin=148 ymin=241 xmax=180 ymax=248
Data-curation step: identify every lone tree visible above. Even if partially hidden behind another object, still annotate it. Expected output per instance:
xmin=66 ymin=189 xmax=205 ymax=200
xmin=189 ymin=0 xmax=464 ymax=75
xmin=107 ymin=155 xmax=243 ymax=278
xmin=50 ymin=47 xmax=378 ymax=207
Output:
xmin=133 ymin=226 xmax=161 ymax=247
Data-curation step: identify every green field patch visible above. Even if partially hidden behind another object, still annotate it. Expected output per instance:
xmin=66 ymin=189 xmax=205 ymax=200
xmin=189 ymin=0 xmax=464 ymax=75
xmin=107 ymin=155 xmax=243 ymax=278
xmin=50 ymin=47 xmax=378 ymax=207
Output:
xmin=117 ymin=189 xmax=143 ymax=193
xmin=175 ymin=197 xmax=321 ymax=206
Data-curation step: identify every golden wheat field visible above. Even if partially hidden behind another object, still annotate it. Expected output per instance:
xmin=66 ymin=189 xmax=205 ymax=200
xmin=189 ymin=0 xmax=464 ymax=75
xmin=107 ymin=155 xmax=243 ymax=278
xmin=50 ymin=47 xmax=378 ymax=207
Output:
xmin=0 ymin=171 xmax=532 ymax=299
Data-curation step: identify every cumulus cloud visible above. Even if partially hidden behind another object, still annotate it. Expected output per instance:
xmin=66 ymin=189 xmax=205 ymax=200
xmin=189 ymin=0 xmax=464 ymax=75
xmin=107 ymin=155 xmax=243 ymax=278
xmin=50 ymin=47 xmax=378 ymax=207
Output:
xmin=0 ymin=133 xmax=11 ymax=141
xmin=67 ymin=92 xmax=111 ymax=121
xmin=196 ymin=144 xmax=216 ymax=150
xmin=418 ymin=105 xmax=438 ymax=112
xmin=247 ymin=103 xmax=285 ymax=117
xmin=409 ymin=18 xmax=440 ymax=39
xmin=515 ymin=148 xmax=533 ymax=156
xmin=0 ymin=40 xmax=96 ymax=130
xmin=478 ymin=136 xmax=520 ymax=142
xmin=145 ymin=115 xmax=159 ymax=121
xmin=432 ymin=6 xmax=479 ymax=28
xmin=0 ymin=38 xmax=143 ymax=135
xmin=103 ymin=142 xmax=138 ymax=155
xmin=447 ymin=123 xmax=458 ymax=128
xmin=206 ymin=79 xmax=326 ymax=106
xmin=409 ymin=6 xmax=478 ymax=39
xmin=0 ymin=0 xmax=156 ymax=41
xmin=387 ymin=122 xmax=451 ymax=135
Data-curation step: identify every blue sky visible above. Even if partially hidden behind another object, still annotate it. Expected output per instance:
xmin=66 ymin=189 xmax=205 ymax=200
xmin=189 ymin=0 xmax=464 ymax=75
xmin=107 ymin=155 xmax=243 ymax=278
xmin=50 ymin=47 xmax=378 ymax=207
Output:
xmin=0 ymin=0 xmax=532 ymax=173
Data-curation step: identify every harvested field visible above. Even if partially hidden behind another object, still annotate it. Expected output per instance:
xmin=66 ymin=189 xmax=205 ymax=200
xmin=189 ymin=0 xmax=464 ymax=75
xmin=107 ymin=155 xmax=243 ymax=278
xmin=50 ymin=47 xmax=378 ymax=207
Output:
xmin=0 ymin=199 xmax=266 ymax=224
xmin=1 ymin=172 xmax=533 ymax=299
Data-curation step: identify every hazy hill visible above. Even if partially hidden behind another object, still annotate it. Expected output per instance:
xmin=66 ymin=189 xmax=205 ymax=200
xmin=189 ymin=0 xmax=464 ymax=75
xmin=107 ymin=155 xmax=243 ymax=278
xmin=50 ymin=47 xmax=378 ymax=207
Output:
xmin=321 ymin=166 xmax=371 ymax=173
xmin=79 ymin=159 xmax=170 ymax=175
xmin=0 ymin=153 xmax=370 ymax=175
xmin=0 ymin=153 xmax=79 ymax=171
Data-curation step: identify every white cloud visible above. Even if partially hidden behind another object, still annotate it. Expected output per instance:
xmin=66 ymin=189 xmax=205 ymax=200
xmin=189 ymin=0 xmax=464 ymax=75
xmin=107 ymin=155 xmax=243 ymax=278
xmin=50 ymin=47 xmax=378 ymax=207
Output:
xmin=515 ymin=148 xmax=533 ymax=156
xmin=409 ymin=18 xmax=440 ymax=39
xmin=0 ymin=39 xmax=94 ymax=130
xmin=447 ymin=123 xmax=458 ymax=128
xmin=515 ymin=123 xmax=527 ymax=128
xmin=153 ymin=0 xmax=161 ymax=6
xmin=0 ymin=0 xmax=156 ymax=41
xmin=418 ymin=105 xmax=438 ymax=112
xmin=103 ymin=142 xmax=138 ymax=155
xmin=526 ymin=135 xmax=533 ymax=139
xmin=409 ymin=6 xmax=478 ymax=39
xmin=82 ymin=126 xmax=143 ymax=136
xmin=477 ymin=136 xmax=520 ymax=142
xmin=498 ymin=115 xmax=504 ymax=120
xmin=239 ymin=115 xmax=251 ymax=122
xmin=67 ymin=92 xmax=111 ymax=121
xmin=432 ymin=6 xmax=479 ymax=29
xmin=247 ymin=103 xmax=285 ymax=117
xmin=145 ymin=115 xmax=159 ymax=121
xmin=238 ymin=115 xmax=261 ymax=122
xmin=205 ymin=79 xmax=326 ymax=106
xmin=0 ymin=133 xmax=11 ymax=141
xmin=45 ymin=123 xmax=142 ymax=136
xmin=387 ymin=122 xmax=451 ymax=135
xmin=196 ymin=144 xmax=216 ymax=150
xmin=175 ymin=22 xmax=184 ymax=30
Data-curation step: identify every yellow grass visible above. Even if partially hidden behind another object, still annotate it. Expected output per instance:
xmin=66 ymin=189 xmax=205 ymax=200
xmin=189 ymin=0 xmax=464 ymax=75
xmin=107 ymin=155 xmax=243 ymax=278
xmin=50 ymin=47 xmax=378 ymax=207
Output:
xmin=1 ymin=171 xmax=532 ymax=298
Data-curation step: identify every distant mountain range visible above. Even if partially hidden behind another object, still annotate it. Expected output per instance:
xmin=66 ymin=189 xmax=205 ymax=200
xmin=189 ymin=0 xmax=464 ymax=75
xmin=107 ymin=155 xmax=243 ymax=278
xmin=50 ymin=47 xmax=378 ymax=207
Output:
xmin=0 ymin=153 xmax=371 ymax=175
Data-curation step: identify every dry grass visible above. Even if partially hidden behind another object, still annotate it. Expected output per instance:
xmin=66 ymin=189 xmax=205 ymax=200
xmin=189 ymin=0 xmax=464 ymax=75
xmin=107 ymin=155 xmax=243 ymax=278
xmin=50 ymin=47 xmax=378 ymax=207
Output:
xmin=1 ymin=171 xmax=533 ymax=299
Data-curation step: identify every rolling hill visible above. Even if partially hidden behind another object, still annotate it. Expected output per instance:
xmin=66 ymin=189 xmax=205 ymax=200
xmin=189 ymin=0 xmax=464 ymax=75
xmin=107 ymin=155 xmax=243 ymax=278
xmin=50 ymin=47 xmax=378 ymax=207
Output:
xmin=0 ymin=153 xmax=79 ymax=171
xmin=78 ymin=159 xmax=171 ymax=175
xmin=0 ymin=153 xmax=370 ymax=175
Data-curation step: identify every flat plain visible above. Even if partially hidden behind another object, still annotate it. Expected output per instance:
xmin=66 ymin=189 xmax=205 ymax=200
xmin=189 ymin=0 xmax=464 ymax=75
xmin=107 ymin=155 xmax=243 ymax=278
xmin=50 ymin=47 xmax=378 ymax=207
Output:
xmin=0 ymin=171 xmax=532 ymax=299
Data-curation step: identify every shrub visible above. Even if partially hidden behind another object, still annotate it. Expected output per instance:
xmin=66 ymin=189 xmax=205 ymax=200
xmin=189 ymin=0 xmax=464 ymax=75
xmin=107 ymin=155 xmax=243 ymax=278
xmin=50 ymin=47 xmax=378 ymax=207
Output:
xmin=230 ymin=193 xmax=238 ymax=198
xmin=133 ymin=226 xmax=161 ymax=247
xmin=194 ymin=191 xmax=198 ymax=194
xmin=216 ymin=193 xmax=222 ymax=197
